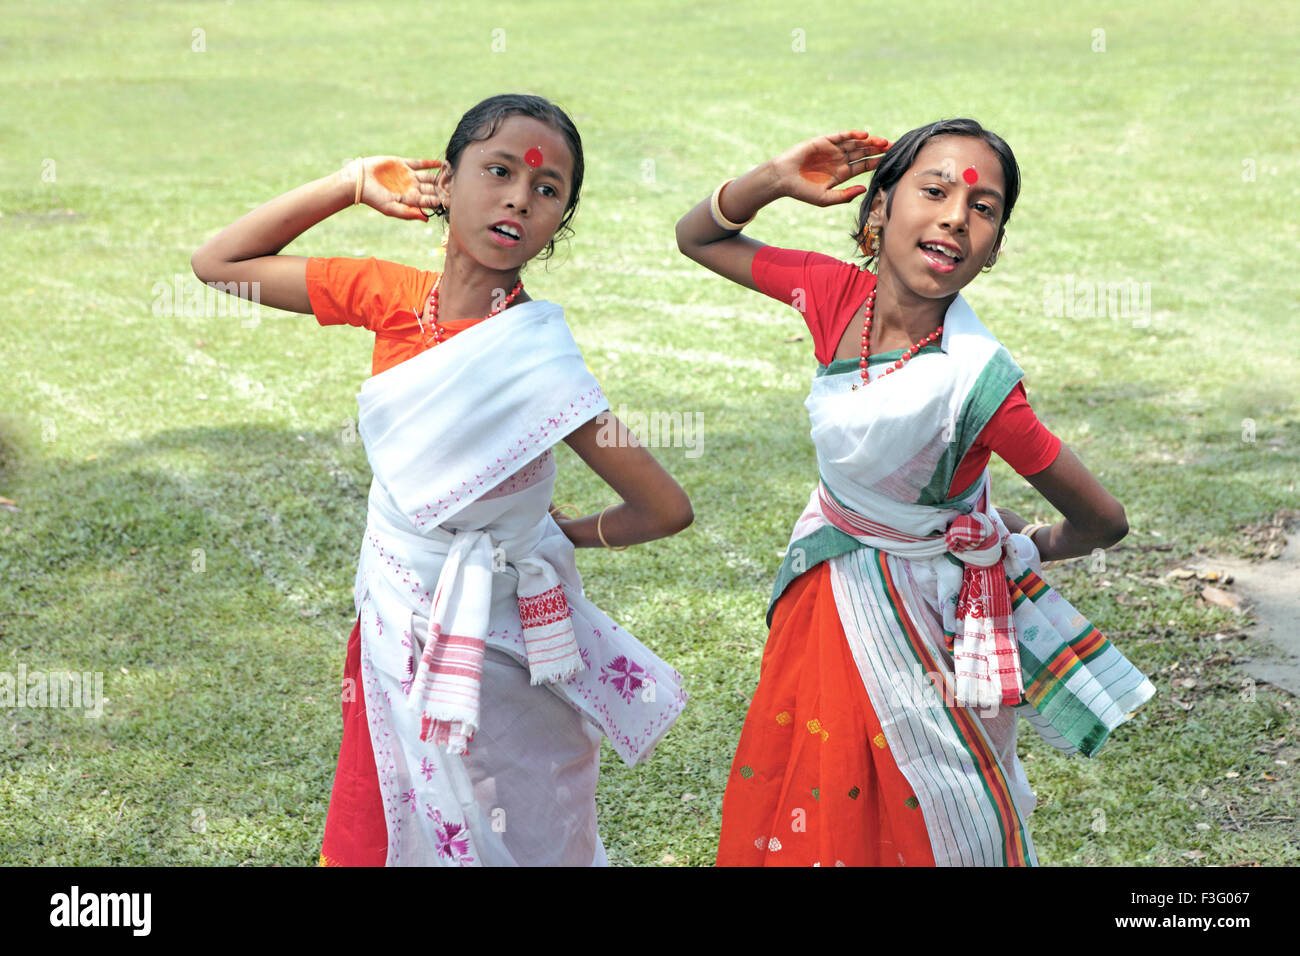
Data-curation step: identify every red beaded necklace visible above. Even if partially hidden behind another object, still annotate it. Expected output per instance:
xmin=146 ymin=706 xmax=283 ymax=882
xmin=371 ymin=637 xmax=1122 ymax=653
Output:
xmin=852 ymin=287 xmax=944 ymax=389
xmin=418 ymin=277 xmax=524 ymax=345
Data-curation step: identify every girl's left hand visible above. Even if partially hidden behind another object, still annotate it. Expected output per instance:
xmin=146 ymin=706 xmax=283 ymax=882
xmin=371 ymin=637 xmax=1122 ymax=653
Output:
xmin=996 ymin=507 xmax=1028 ymax=534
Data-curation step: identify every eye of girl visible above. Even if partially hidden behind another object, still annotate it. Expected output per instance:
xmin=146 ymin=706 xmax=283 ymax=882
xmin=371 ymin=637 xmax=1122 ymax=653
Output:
xmin=923 ymin=186 xmax=944 ymax=198
xmin=537 ymin=183 xmax=558 ymax=198
xmin=487 ymin=164 xmax=508 ymax=177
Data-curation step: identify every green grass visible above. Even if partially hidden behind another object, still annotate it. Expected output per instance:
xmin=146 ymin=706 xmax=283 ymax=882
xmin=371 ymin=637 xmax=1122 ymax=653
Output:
xmin=1 ymin=0 xmax=1297 ymax=865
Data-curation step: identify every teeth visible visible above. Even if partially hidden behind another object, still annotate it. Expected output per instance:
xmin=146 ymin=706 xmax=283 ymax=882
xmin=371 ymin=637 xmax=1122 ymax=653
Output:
xmin=495 ymin=225 xmax=520 ymax=239
xmin=921 ymin=242 xmax=960 ymax=260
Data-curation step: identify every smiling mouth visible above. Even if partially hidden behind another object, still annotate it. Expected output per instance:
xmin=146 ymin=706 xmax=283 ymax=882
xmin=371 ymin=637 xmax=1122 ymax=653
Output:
xmin=492 ymin=224 xmax=521 ymax=240
xmin=919 ymin=241 xmax=963 ymax=265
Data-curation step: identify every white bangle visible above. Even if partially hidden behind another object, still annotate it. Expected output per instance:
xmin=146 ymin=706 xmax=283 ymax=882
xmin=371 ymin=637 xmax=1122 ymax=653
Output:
xmin=709 ymin=178 xmax=754 ymax=232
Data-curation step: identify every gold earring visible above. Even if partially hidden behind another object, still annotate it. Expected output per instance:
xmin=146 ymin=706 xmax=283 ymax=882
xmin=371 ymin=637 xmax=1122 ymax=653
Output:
xmin=862 ymin=227 xmax=881 ymax=256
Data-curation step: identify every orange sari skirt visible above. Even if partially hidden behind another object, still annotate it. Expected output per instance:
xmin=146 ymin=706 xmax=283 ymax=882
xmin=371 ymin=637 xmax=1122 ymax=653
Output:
xmin=716 ymin=561 xmax=936 ymax=867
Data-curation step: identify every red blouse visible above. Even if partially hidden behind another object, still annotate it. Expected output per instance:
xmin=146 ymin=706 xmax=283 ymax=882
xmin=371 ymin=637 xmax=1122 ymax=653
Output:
xmin=751 ymin=246 xmax=1061 ymax=496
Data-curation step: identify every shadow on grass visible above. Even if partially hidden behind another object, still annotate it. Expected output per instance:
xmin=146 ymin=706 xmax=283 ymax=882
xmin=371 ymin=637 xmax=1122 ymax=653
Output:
xmin=0 ymin=422 xmax=367 ymax=864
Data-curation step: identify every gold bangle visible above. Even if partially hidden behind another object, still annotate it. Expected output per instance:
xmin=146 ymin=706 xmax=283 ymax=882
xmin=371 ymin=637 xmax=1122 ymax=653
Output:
xmin=596 ymin=505 xmax=628 ymax=551
xmin=1020 ymin=522 xmax=1049 ymax=545
xmin=548 ymin=503 xmax=579 ymax=520
xmin=353 ymin=157 xmax=365 ymax=205
xmin=709 ymin=178 xmax=755 ymax=232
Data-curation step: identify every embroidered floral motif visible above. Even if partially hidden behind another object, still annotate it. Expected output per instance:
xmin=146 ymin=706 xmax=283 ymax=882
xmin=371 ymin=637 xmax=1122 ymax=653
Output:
xmin=401 ymin=630 xmax=415 ymax=695
xmin=872 ymin=732 xmax=887 ymax=749
xmin=739 ymin=765 xmax=754 ymax=779
xmin=806 ymin=718 xmax=829 ymax=742
xmin=401 ymin=788 xmax=417 ymax=810
xmin=518 ymin=584 xmax=571 ymax=629
xmin=904 ymin=796 xmax=920 ymax=810
xmin=419 ymin=756 xmax=437 ymax=782
xmin=775 ymin=711 xmax=792 ymax=725
xmin=599 ymin=654 xmax=646 ymax=703
xmin=956 ymin=571 xmax=987 ymax=619
xmin=767 ymin=837 xmax=782 ymax=851
xmin=811 ymin=787 xmax=819 ymax=801
xmin=426 ymin=806 xmax=475 ymax=865
xmin=848 ymin=786 xmax=861 ymax=800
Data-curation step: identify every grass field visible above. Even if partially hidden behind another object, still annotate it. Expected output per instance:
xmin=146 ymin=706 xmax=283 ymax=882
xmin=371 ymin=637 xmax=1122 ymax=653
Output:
xmin=1 ymin=1 xmax=1297 ymax=866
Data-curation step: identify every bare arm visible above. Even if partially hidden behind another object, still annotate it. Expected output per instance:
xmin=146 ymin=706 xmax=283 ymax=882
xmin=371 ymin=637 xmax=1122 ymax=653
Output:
xmin=556 ymin=413 xmax=693 ymax=548
xmin=999 ymin=445 xmax=1128 ymax=561
xmin=191 ymin=157 xmax=442 ymax=314
xmin=675 ymin=130 xmax=890 ymax=290
xmin=674 ymin=165 xmax=777 ymax=291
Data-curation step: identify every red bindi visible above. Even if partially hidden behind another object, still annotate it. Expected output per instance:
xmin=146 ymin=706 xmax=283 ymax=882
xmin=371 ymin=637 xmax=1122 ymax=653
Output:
xmin=962 ymin=166 xmax=979 ymax=185
xmin=524 ymin=147 xmax=543 ymax=168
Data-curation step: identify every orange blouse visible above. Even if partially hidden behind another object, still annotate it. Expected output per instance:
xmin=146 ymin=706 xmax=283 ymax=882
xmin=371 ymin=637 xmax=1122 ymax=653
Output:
xmin=306 ymin=257 xmax=478 ymax=375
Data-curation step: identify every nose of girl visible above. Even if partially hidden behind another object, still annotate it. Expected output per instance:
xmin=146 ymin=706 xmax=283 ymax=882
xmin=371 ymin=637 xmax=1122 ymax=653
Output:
xmin=506 ymin=183 xmax=530 ymax=214
xmin=939 ymin=194 xmax=968 ymax=232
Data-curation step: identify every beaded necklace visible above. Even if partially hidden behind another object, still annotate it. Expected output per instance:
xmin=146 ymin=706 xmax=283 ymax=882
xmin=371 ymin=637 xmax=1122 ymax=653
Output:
xmin=416 ymin=276 xmax=525 ymax=346
xmin=851 ymin=287 xmax=944 ymax=390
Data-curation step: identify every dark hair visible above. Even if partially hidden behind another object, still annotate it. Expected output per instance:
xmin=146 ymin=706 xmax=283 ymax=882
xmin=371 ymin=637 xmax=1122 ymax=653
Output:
xmin=434 ymin=93 xmax=584 ymax=261
xmin=854 ymin=118 xmax=1020 ymax=267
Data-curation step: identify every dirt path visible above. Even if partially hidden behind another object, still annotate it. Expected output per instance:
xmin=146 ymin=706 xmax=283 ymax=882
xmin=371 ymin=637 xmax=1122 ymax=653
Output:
xmin=1217 ymin=532 xmax=1300 ymax=696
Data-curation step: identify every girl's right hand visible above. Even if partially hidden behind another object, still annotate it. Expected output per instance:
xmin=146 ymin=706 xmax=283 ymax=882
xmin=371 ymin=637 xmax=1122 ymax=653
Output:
xmin=770 ymin=130 xmax=891 ymax=207
xmin=354 ymin=156 xmax=445 ymax=221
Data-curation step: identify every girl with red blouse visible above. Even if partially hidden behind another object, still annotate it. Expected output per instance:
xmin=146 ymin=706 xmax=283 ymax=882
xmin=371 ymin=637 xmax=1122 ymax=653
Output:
xmin=677 ymin=120 xmax=1150 ymax=866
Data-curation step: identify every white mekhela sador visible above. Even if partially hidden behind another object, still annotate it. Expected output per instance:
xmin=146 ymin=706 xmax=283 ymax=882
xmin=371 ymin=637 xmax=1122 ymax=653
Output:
xmin=763 ymin=292 xmax=1155 ymax=864
xmin=352 ymin=300 xmax=686 ymax=866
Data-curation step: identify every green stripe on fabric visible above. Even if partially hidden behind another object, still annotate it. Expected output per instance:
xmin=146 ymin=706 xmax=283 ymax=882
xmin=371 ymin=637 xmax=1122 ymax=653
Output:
xmin=765 ymin=524 xmax=863 ymax=625
xmin=869 ymin=551 xmax=1026 ymax=865
xmin=816 ymin=345 xmax=944 ymax=378
xmin=1016 ymin=639 xmax=1112 ymax=755
xmin=918 ymin=347 xmax=1024 ymax=507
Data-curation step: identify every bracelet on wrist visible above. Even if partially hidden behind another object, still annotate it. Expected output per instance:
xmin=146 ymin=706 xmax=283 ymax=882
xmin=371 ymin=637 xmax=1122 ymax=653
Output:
xmin=596 ymin=505 xmax=628 ymax=551
xmin=709 ymin=179 xmax=755 ymax=232
xmin=1020 ymin=522 xmax=1050 ymax=547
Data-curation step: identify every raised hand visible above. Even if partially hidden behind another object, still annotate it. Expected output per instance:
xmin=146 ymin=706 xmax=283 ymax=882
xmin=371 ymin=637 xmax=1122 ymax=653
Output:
xmin=771 ymin=130 xmax=891 ymax=206
xmin=356 ymin=156 xmax=444 ymax=221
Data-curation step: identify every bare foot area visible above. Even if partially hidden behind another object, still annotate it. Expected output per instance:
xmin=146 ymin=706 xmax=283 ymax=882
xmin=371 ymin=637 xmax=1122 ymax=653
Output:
xmin=1209 ymin=513 xmax=1300 ymax=695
